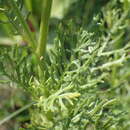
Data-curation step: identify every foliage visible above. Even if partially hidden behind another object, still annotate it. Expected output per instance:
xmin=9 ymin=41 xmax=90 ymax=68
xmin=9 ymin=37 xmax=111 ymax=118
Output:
xmin=0 ymin=0 xmax=130 ymax=129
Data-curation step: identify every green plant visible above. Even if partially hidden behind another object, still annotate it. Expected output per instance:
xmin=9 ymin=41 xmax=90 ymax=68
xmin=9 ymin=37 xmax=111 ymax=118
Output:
xmin=0 ymin=0 xmax=130 ymax=129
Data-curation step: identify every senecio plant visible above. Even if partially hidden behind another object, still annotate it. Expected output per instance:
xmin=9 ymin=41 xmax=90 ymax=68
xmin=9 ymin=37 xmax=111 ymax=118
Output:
xmin=0 ymin=0 xmax=130 ymax=129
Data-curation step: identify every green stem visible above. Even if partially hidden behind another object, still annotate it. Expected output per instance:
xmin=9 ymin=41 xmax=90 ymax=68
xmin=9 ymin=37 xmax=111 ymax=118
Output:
xmin=36 ymin=0 xmax=53 ymax=58
xmin=9 ymin=0 xmax=36 ymax=50
xmin=0 ymin=102 xmax=35 ymax=126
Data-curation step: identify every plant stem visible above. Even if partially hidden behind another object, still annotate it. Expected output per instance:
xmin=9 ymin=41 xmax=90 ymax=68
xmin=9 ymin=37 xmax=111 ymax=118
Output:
xmin=36 ymin=0 xmax=53 ymax=58
xmin=0 ymin=102 xmax=35 ymax=126
xmin=9 ymin=0 xmax=36 ymax=50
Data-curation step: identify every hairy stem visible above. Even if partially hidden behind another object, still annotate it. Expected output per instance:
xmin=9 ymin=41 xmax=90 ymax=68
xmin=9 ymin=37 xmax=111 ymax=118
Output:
xmin=36 ymin=0 xmax=53 ymax=58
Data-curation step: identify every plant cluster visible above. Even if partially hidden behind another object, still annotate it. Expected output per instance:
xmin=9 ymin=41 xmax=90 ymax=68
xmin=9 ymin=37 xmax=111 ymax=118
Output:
xmin=0 ymin=0 xmax=130 ymax=130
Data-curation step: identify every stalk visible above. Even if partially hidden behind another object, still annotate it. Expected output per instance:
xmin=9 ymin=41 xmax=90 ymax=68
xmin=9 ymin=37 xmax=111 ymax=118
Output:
xmin=0 ymin=102 xmax=35 ymax=125
xmin=36 ymin=0 xmax=53 ymax=59
xmin=9 ymin=0 xmax=36 ymax=50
